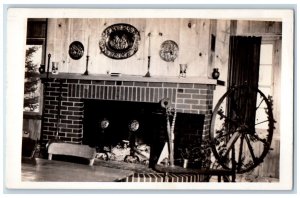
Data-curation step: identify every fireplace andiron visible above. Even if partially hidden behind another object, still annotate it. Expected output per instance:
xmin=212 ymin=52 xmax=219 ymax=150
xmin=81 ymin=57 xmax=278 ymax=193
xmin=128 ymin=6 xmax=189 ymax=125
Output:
xmin=124 ymin=120 xmax=140 ymax=163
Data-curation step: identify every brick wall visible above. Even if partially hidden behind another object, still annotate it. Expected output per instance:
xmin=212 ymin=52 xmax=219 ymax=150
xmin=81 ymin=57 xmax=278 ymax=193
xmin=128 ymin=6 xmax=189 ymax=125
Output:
xmin=41 ymin=78 xmax=215 ymax=147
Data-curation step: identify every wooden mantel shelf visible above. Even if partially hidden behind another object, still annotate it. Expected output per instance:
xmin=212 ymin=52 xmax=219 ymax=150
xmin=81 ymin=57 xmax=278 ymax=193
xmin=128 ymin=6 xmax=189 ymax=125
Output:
xmin=41 ymin=72 xmax=218 ymax=85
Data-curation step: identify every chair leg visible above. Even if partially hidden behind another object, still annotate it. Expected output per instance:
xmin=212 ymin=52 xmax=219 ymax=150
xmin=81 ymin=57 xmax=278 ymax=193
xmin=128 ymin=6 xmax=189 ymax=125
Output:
xmin=218 ymin=176 xmax=221 ymax=182
xmin=89 ymin=158 xmax=95 ymax=166
xmin=231 ymin=172 xmax=236 ymax=182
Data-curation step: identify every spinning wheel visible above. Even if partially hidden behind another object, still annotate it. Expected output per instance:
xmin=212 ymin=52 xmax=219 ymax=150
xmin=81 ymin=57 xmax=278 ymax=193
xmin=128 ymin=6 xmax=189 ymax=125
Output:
xmin=210 ymin=85 xmax=275 ymax=174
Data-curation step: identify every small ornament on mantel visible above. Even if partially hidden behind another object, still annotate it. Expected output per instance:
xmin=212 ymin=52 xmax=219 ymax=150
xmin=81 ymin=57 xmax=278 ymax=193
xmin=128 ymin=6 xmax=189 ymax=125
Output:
xmin=179 ymin=64 xmax=188 ymax=78
xmin=52 ymin=62 xmax=59 ymax=75
xmin=38 ymin=64 xmax=45 ymax=74
xmin=212 ymin=68 xmax=220 ymax=80
xmin=144 ymin=32 xmax=151 ymax=77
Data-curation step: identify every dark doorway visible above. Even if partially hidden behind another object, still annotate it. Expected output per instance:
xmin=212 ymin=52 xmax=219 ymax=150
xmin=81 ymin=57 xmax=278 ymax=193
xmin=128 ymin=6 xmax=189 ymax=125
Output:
xmin=228 ymin=36 xmax=262 ymax=88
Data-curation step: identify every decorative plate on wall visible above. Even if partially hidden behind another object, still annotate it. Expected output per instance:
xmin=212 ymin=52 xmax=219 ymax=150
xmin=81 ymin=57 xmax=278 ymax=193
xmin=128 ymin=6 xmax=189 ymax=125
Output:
xmin=99 ymin=23 xmax=140 ymax=59
xmin=68 ymin=41 xmax=84 ymax=60
xmin=159 ymin=40 xmax=179 ymax=62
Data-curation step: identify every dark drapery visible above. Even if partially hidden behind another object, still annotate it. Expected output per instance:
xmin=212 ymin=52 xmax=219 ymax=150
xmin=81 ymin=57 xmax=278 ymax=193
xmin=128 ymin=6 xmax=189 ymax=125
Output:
xmin=228 ymin=36 xmax=262 ymax=129
xmin=228 ymin=36 xmax=262 ymax=88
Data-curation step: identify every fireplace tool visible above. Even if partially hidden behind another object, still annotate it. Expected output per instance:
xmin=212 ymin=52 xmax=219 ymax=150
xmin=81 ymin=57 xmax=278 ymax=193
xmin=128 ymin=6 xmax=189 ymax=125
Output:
xmin=95 ymin=119 xmax=110 ymax=160
xmin=160 ymin=98 xmax=177 ymax=167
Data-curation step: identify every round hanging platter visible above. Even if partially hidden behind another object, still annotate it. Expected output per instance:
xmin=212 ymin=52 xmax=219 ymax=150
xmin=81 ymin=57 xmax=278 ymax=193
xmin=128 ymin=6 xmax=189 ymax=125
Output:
xmin=99 ymin=23 xmax=140 ymax=60
xmin=68 ymin=41 xmax=84 ymax=60
xmin=159 ymin=40 xmax=179 ymax=62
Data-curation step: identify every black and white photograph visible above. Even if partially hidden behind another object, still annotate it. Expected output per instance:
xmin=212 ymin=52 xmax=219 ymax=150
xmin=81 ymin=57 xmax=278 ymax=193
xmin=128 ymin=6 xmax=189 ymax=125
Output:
xmin=4 ymin=7 xmax=294 ymax=191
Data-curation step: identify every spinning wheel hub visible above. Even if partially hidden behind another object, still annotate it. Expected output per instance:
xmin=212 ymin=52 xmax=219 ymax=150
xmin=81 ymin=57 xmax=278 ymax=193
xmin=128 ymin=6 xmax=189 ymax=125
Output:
xmin=237 ymin=124 xmax=253 ymax=135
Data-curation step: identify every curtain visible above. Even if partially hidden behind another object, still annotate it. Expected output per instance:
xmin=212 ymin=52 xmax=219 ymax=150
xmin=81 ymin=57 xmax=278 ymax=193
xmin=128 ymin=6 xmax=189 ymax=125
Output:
xmin=228 ymin=36 xmax=262 ymax=129
xmin=228 ymin=36 xmax=262 ymax=87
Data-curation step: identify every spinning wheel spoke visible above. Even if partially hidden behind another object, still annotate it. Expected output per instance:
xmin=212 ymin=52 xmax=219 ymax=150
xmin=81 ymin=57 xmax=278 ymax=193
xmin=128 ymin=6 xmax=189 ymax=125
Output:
xmin=255 ymin=119 xmax=270 ymax=126
xmin=237 ymin=134 xmax=245 ymax=171
xmin=244 ymin=134 xmax=257 ymax=163
xmin=221 ymin=132 xmax=241 ymax=158
xmin=256 ymin=97 xmax=265 ymax=110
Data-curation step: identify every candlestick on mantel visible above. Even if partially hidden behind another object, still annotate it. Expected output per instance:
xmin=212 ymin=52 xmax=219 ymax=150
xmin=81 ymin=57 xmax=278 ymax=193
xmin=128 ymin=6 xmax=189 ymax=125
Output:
xmin=148 ymin=32 xmax=151 ymax=56
xmin=83 ymin=36 xmax=90 ymax=75
xmin=87 ymin=36 xmax=90 ymax=56
xmin=46 ymin=54 xmax=51 ymax=79
xmin=83 ymin=55 xmax=89 ymax=75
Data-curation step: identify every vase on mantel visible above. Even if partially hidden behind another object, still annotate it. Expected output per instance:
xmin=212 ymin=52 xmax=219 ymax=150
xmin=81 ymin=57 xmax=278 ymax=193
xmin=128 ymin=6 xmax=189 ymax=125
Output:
xmin=38 ymin=64 xmax=45 ymax=74
xmin=212 ymin=68 xmax=220 ymax=80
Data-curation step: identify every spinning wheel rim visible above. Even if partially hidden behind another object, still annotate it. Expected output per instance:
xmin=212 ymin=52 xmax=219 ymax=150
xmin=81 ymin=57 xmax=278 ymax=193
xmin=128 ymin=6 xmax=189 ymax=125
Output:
xmin=210 ymin=85 xmax=274 ymax=174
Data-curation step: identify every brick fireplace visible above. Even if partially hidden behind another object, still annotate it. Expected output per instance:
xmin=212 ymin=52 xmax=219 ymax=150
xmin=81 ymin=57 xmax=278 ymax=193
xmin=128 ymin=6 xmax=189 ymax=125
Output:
xmin=41 ymin=73 xmax=216 ymax=167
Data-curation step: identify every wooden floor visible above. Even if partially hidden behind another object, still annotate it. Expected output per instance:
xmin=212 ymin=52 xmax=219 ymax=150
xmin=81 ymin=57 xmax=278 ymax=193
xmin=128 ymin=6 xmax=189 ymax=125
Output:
xmin=22 ymin=158 xmax=134 ymax=182
xmin=21 ymin=158 xmax=278 ymax=183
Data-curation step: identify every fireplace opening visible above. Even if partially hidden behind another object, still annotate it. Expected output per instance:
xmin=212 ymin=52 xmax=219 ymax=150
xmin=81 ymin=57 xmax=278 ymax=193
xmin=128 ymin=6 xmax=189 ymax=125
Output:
xmin=83 ymin=99 xmax=162 ymax=166
xmin=83 ymin=99 xmax=205 ymax=168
